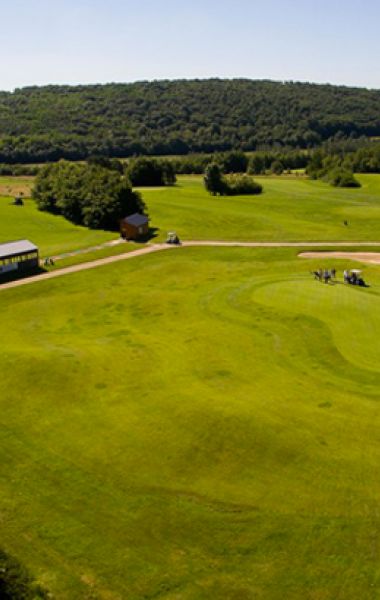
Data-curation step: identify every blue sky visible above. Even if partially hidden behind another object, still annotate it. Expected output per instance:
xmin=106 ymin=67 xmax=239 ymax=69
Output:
xmin=2 ymin=0 xmax=379 ymax=90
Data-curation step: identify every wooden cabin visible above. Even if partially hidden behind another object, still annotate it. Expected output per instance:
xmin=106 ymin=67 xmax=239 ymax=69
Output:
xmin=120 ymin=213 xmax=149 ymax=240
xmin=0 ymin=240 xmax=39 ymax=276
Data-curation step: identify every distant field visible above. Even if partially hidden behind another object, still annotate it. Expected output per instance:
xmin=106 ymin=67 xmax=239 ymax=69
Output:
xmin=1 ymin=247 xmax=380 ymax=598
xmin=0 ymin=175 xmax=34 ymax=197
xmin=2 ymin=173 xmax=380 ymax=251
xmin=141 ymin=174 xmax=380 ymax=242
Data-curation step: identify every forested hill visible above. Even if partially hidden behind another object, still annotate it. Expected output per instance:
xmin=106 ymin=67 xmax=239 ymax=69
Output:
xmin=2 ymin=79 xmax=380 ymax=162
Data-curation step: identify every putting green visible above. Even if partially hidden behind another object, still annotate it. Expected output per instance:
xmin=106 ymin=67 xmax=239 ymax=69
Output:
xmin=253 ymin=278 xmax=380 ymax=372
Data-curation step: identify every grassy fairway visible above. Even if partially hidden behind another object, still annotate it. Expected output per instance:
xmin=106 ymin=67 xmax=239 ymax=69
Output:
xmin=1 ymin=173 xmax=380 ymax=260
xmin=1 ymin=247 xmax=380 ymax=598
xmin=0 ymin=195 xmax=115 ymax=257
xmin=142 ymin=174 xmax=380 ymax=242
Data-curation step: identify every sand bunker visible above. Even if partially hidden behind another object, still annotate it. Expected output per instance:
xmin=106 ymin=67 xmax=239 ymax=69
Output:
xmin=299 ymin=252 xmax=380 ymax=265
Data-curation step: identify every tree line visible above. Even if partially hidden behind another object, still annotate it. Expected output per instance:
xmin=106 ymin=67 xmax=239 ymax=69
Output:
xmin=306 ymin=151 xmax=361 ymax=187
xmin=204 ymin=163 xmax=263 ymax=196
xmin=31 ymin=144 xmax=371 ymax=234
xmin=33 ymin=161 xmax=147 ymax=230
xmin=26 ymin=145 xmax=380 ymax=225
xmin=1 ymin=79 xmax=380 ymax=162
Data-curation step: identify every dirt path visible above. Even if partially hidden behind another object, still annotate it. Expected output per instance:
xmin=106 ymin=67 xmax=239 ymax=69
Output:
xmin=0 ymin=244 xmax=173 ymax=291
xmin=183 ymin=241 xmax=380 ymax=248
xmin=299 ymin=251 xmax=380 ymax=265
xmin=46 ymin=237 xmax=124 ymax=262
xmin=2 ymin=241 xmax=380 ymax=291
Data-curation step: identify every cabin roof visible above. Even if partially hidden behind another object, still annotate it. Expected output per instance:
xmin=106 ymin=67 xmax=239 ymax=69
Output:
xmin=0 ymin=239 xmax=38 ymax=259
xmin=121 ymin=213 xmax=149 ymax=227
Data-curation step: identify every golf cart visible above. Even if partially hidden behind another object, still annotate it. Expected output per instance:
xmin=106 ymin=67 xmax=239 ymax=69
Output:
xmin=347 ymin=269 xmax=366 ymax=286
xmin=166 ymin=231 xmax=181 ymax=245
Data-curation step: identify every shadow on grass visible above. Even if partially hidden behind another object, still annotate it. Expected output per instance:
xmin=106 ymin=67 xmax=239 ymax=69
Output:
xmin=0 ymin=266 xmax=46 ymax=285
xmin=132 ymin=227 xmax=160 ymax=244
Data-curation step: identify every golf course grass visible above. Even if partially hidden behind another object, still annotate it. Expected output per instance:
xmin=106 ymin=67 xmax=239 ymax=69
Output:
xmin=1 ymin=246 xmax=380 ymax=598
xmin=143 ymin=174 xmax=380 ymax=242
xmin=1 ymin=173 xmax=380 ymax=262
xmin=0 ymin=193 xmax=116 ymax=257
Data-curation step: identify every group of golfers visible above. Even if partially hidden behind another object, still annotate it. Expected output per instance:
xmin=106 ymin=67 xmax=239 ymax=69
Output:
xmin=313 ymin=268 xmax=336 ymax=283
xmin=313 ymin=267 xmax=367 ymax=287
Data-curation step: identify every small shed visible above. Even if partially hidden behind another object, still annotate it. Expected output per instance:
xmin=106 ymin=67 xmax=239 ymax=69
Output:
xmin=0 ymin=240 xmax=39 ymax=276
xmin=120 ymin=213 xmax=149 ymax=240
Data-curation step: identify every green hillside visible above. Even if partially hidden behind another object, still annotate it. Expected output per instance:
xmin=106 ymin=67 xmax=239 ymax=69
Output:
xmin=1 ymin=79 xmax=380 ymax=162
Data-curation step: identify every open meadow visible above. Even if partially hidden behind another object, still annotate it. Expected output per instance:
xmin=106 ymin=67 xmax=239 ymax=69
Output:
xmin=1 ymin=244 xmax=380 ymax=598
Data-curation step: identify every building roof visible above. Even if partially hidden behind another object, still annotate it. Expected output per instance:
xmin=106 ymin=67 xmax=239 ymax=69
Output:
xmin=0 ymin=239 xmax=38 ymax=259
xmin=122 ymin=213 xmax=149 ymax=227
